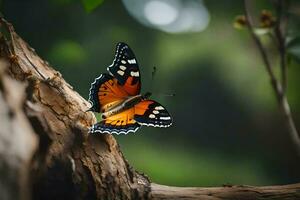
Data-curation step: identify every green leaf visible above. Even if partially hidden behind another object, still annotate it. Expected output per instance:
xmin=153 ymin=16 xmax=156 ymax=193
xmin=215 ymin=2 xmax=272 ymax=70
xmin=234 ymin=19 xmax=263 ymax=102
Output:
xmin=81 ymin=0 xmax=104 ymax=13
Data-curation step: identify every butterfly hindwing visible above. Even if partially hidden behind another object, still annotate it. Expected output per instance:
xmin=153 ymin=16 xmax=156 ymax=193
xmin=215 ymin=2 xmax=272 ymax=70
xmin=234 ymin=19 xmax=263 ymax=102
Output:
xmin=88 ymin=73 xmax=128 ymax=113
xmin=89 ymin=107 xmax=140 ymax=134
xmin=90 ymin=121 xmax=140 ymax=135
xmin=107 ymin=42 xmax=141 ymax=96
xmin=134 ymin=100 xmax=172 ymax=127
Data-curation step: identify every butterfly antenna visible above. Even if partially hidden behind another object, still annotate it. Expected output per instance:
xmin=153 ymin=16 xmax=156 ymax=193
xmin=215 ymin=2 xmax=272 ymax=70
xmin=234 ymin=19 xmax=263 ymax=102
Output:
xmin=150 ymin=66 xmax=157 ymax=93
xmin=158 ymin=93 xmax=176 ymax=97
xmin=150 ymin=66 xmax=175 ymax=97
xmin=151 ymin=66 xmax=157 ymax=80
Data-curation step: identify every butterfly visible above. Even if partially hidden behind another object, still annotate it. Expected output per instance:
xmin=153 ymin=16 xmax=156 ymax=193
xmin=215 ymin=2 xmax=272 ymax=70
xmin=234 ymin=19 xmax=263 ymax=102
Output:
xmin=88 ymin=42 xmax=172 ymax=134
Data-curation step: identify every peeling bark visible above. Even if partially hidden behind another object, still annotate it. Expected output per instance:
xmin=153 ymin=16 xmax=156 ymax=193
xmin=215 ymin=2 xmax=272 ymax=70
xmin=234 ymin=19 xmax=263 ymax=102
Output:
xmin=0 ymin=17 xmax=300 ymax=200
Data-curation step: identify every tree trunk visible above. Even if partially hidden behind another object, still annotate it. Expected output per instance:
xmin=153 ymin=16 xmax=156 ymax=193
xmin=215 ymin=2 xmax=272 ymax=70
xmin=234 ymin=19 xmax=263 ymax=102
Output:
xmin=0 ymin=17 xmax=299 ymax=200
xmin=0 ymin=17 xmax=150 ymax=200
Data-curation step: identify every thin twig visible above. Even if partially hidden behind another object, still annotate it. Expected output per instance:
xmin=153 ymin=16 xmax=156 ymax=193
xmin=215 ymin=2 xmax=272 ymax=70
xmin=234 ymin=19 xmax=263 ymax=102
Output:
xmin=244 ymin=1 xmax=278 ymax=95
xmin=274 ymin=0 xmax=288 ymax=93
xmin=244 ymin=0 xmax=300 ymax=156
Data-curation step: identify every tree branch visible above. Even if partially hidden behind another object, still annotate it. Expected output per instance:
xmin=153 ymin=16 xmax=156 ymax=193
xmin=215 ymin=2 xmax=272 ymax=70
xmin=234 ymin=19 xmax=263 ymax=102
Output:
xmin=151 ymin=183 xmax=300 ymax=200
xmin=274 ymin=0 xmax=288 ymax=93
xmin=244 ymin=0 xmax=300 ymax=156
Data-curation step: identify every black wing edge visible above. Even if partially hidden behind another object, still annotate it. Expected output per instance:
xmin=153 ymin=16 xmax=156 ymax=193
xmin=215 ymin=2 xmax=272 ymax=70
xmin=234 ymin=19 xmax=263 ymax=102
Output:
xmin=89 ymin=121 xmax=140 ymax=135
xmin=88 ymin=73 xmax=113 ymax=112
xmin=134 ymin=101 xmax=172 ymax=128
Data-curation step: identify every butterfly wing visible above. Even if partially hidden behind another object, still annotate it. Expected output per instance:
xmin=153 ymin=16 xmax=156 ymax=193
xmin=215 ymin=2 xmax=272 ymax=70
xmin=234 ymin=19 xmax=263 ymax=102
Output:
xmin=107 ymin=42 xmax=141 ymax=96
xmin=134 ymin=100 xmax=172 ymax=127
xmin=89 ymin=107 xmax=140 ymax=134
xmin=88 ymin=73 xmax=129 ymax=113
xmin=89 ymin=42 xmax=171 ymax=134
xmin=89 ymin=42 xmax=141 ymax=112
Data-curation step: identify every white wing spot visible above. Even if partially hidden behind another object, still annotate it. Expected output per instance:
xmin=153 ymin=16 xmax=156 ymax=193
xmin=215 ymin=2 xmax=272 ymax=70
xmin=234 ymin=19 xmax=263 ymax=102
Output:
xmin=121 ymin=60 xmax=126 ymax=64
xmin=120 ymin=65 xmax=126 ymax=70
xmin=130 ymin=71 xmax=139 ymax=77
xmin=149 ymin=114 xmax=155 ymax=119
xmin=153 ymin=110 xmax=159 ymax=114
xmin=117 ymin=70 xmax=125 ymax=76
xmin=160 ymin=116 xmax=171 ymax=120
xmin=155 ymin=106 xmax=164 ymax=110
xmin=128 ymin=59 xmax=136 ymax=64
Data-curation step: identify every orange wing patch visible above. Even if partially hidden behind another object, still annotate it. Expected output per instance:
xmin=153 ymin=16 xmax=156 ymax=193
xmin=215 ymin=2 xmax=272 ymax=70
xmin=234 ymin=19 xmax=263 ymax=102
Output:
xmin=134 ymin=100 xmax=153 ymax=115
xmin=98 ymin=78 xmax=129 ymax=112
xmin=89 ymin=107 xmax=140 ymax=134
xmin=122 ymin=76 xmax=141 ymax=96
xmin=104 ymin=107 xmax=136 ymax=126
xmin=89 ymin=73 xmax=130 ymax=113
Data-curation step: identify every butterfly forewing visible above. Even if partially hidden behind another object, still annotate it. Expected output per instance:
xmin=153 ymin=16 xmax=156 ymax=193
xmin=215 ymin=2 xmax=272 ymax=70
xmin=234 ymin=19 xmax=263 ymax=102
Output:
xmin=134 ymin=100 xmax=172 ymax=127
xmin=107 ymin=42 xmax=141 ymax=96
xmin=88 ymin=73 xmax=128 ymax=113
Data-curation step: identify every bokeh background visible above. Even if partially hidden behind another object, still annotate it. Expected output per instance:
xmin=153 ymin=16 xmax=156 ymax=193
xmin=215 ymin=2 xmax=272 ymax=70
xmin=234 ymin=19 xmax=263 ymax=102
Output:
xmin=2 ymin=0 xmax=300 ymax=187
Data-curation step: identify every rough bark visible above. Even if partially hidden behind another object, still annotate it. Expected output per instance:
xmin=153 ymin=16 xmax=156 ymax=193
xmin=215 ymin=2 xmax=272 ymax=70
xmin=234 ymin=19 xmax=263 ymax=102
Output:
xmin=0 ymin=59 xmax=38 ymax=200
xmin=0 ymin=17 xmax=300 ymax=200
xmin=0 ymin=18 xmax=150 ymax=200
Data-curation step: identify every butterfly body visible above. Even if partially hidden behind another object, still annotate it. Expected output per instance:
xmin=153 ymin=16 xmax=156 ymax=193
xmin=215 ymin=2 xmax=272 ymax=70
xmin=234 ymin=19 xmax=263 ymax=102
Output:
xmin=102 ymin=92 xmax=151 ymax=118
xmin=88 ymin=43 xmax=172 ymax=134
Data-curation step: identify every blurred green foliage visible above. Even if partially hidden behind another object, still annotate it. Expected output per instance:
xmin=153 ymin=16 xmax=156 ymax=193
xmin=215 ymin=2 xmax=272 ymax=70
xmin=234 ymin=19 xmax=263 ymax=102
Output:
xmin=81 ymin=0 xmax=104 ymax=12
xmin=120 ymin=137 xmax=272 ymax=186
xmin=48 ymin=40 xmax=87 ymax=65
xmin=51 ymin=0 xmax=104 ymax=12
xmin=2 ymin=0 xmax=300 ymax=187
